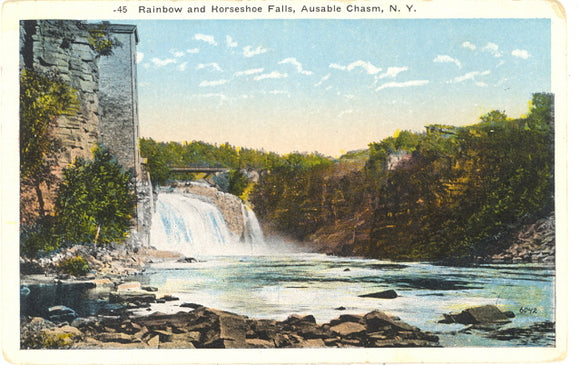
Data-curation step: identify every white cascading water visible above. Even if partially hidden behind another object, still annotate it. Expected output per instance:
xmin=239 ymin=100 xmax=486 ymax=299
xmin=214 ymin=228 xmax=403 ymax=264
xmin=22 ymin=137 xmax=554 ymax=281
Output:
xmin=242 ymin=207 xmax=265 ymax=246
xmin=151 ymin=192 xmax=267 ymax=257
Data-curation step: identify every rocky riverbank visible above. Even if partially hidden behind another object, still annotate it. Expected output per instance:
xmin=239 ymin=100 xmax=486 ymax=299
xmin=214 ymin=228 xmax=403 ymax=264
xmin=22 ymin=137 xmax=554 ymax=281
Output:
xmin=21 ymin=304 xmax=440 ymax=349
xmin=479 ymin=213 xmax=555 ymax=265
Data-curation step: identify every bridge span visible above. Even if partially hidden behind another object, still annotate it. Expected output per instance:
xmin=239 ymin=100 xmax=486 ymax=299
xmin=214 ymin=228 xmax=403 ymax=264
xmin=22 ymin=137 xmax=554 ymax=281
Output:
xmin=168 ymin=166 xmax=230 ymax=174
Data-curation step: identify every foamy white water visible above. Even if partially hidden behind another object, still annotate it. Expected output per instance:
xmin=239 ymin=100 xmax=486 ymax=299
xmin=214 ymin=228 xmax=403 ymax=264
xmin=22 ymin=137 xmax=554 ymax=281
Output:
xmin=150 ymin=192 xmax=275 ymax=256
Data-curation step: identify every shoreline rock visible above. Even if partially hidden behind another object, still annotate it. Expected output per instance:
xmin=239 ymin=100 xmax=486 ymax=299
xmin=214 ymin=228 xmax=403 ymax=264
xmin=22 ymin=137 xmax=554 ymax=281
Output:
xmin=439 ymin=305 xmax=516 ymax=325
xmin=21 ymin=305 xmax=440 ymax=349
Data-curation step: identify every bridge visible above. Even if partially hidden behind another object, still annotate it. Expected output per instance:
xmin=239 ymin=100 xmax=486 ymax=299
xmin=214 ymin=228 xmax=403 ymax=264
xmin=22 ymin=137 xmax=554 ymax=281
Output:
xmin=168 ymin=166 xmax=230 ymax=174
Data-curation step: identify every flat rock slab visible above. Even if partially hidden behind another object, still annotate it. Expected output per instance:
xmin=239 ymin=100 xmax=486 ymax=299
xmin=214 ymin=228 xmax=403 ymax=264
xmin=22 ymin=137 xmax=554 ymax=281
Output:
xmin=330 ymin=322 xmax=366 ymax=337
xmin=440 ymin=305 xmax=513 ymax=324
xmin=359 ymin=289 xmax=398 ymax=299
xmin=109 ymin=290 xmax=156 ymax=304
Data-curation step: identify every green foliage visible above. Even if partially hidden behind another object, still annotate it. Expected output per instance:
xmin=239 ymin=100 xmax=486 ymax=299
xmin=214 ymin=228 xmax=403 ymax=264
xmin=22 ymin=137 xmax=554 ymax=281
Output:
xmin=250 ymin=153 xmax=343 ymax=240
xmin=53 ymin=145 xmax=136 ymax=247
xmin=20 ymin=216 xmax=60 ymax=257
xmin=86 ymin=24 xmax=120 ymax=56
xmin=20 ymin=68 xmax=78 ymax=219
xmin=57 ymin=256 xmax=90 ymax=277
xmin=228 ymin=169 xmax=251 ymax=198
xmin=138 ymin=93 xmax=554 ymax=262
xmin=139 ymin=138 xmax=286 ymax=186
xmin=139 ymin=138 xmax=172 ymax=186
xmin=365 ymin=93 xmax=554 ymax=260
xmin=22 ymin=330 xmax=77 ymax=349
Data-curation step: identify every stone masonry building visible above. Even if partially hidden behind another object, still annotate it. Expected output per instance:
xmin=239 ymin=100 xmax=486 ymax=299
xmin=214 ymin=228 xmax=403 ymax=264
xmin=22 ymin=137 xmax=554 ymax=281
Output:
xmin=20 ymin=20 xmax=152 ymax=247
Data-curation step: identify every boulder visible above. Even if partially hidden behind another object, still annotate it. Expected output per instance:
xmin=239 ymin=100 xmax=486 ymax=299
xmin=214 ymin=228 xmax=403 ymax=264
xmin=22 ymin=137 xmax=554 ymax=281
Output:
xmin=47 ymin=305 xmax=77 ymax=323
xmin=95 ymin=332 xmax=136 ymax=344
xmin=283 ymin=314 xmax=317 ymax=325
xmin=293 ymin=338 xmax=326 ymax=348
xmin=359 ymin=289 xmax=398 ymax=299
xmin=159 ymin=294 xmax=179 ymax=301
xmin=202 ymin=309 xmax=248 ymax=348
xmin=329 ymin=322 xmax=366 ymax=337
xmin=109 ymin=290 xmax=156 ymax=304
xmin=440 ymin=305 xmax=513 ymax=325
xmin=246 ymin=338 xmax=275 ymax=348
xmin=249 ymin=319 xmax=279 ymax=340
xmin=39 ymin=325 xmax=83 ymax=348
xmin=177 ymin=257 xmax=198 ymax=263
xmin=180 ymin=302 xmax=203 ymax=310
xmin=363 ymin=310 xmax=419 ymax=332
xmin=117 ymin=281 xmax=141 ymax=291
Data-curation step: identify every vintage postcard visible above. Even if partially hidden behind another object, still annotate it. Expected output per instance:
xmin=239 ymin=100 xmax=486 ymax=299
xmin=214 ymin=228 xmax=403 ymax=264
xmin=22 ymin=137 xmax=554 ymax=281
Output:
xmin=0 ymin=0 xmax=570 ymax=363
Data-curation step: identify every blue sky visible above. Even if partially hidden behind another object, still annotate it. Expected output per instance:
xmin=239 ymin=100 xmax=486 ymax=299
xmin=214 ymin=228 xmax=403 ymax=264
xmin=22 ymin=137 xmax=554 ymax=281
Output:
xmin=115 ymin=19 xmax=551 ymax=157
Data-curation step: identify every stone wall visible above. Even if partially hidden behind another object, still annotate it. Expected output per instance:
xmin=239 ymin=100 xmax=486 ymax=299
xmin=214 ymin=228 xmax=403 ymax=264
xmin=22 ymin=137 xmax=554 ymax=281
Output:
xmin=20 ymin=20 xmax=152 ymax=247
xmin=20 ymin=20 xmax=101 ymax=169
xmin=96 ymin=24 xmax=141 ymax=177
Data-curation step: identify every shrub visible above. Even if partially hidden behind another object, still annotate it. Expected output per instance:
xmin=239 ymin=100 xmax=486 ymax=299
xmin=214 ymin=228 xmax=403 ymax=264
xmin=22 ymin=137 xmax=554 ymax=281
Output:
xmin=57 ymin=256 xmax=90 ymax=277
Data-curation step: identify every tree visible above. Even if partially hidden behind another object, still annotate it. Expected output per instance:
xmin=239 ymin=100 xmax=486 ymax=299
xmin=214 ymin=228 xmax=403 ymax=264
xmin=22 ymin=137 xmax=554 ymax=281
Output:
xmin=139 ymin=138 xmax=171 ymax=186
xmin=52 ymin=145 xmax=136 ymax=247
xmin=20 ymin=69 xmax=78 ymax=221
xmin=227 ymin=169 xmax=251 ymax=198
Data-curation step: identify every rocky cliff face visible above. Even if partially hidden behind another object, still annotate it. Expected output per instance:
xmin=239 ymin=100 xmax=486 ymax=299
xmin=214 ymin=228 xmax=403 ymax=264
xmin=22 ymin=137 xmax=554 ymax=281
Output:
xmin=482 ymin=213 xmax=555 ymax=265
xmin=20 ymin=20 xmax=101 ymax=170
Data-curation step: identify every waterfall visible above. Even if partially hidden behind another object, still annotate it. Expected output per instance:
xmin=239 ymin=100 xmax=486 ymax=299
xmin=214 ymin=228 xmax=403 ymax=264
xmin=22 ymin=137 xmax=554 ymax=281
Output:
xmin=151 ymin=192 xmax=267 ymax=256
xmin=242 ymin=207 xmax=265 ymax=246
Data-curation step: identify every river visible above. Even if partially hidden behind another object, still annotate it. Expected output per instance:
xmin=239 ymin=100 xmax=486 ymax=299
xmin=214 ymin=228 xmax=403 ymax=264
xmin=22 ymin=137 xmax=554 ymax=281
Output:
xmin=21 ymin=192 xmax=556 ymax=347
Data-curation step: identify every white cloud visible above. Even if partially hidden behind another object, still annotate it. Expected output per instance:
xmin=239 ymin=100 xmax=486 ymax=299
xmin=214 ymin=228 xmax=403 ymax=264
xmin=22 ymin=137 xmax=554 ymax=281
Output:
xmin=170 ymin=49 xmax=185 ymax=58
xmin=376 ymin=80 xmax=429 ymax=91
xmin=234 ymin=68 xmax=264 ymax=77
xmin=151 ymin=57 xmax=177 ymax=67
xmin=187 ymin=48 xmax=200 ymax=54
xmin=482 ymin=42 xmax=502 ymax=57
xmin=278 ymin=57 xmax=313 ymax=75
xmin=378 ymin=66 xmax=409 ymax=79
xmin=433 ymin=55 xmax=462 ymax=68
xmin=448 ymin=70 xmax=491 ymax=83
xmin=462 ymin=41 xmax=476 ymax=50
xmin=254 ymin=71 xmax=288 ymax=81
xmin=347 ymin=60 xmax=382 ymax=75
xmin=195 ymin=33 xmax=218 ymax=46
xmin=226 ymin=35 xmax=238 ymax=48
xmin=243 ymin=45 xmax=267 ymax=58
xmin=475 ymin=81 xmax=488 ymax=87
xmin=330 ymin=60 xmax=382 ymax=75
xmin=315 ymin=73 xmax=331 ymax=87
xmin=177 ymin=62 xmax=188 ymax=72
xmin=328 ymin=60 xmax=383 ymax=75
xmin=199 ymin=79 xmax=230 ymax=87
xmin=136 ymin=52 xmax=144 ymax=64
xmin=197 ymin=63 xmax=223 ymax=72
xmin=512 ymin=49 xmax=531 ymax=59
xmin=329 ymin=63 xmax=346 ymax=71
